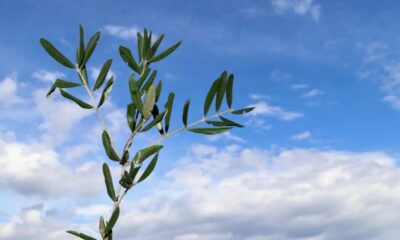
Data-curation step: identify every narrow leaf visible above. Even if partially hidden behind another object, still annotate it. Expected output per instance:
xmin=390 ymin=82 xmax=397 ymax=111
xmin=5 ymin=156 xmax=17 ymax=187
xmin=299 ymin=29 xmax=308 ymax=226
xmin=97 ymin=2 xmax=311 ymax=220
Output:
xmin=133 ymin=145 xmax=163 ymax=164
xmin=97 ymin=76 xmax=114 ymax=108
xmin=231 ymin=107 xmax=255 ymax=115
xmin=138 ymin=153 xmax=159 ymax=183
xmin=119 ymin=46 xmax=141 ymax=73
xmin=155 ymin=81 xmax=162 ymax=102
xmin=164 ymin=93 xmax=175 ymax=133
xmin=99 ymin=216 xmax=106 ymax=237
xmin=105 ymin=207 xmax=120 ymax=233
xmin=40 ymin=38 xmax=75 ymax=68
xmin=137 ymin=32 xmax=144 ymax=63
xmin=140 ymin=70 xmax=157 ymax=95
xmin=93 ymin=59 xmax=112 ymax=91
xmin=149 ymin=34 xmax=165 ymax=58
xmin=60 ymin=89 xmax=92 ymax=109
xmin=187 ymin=127 xmax=231 ymax=135
xmin=226 ymin=74 xmax=234 ymax=108
xmin=140 ymin=110 xmax=166 ymax=132
xmin=82 ymin=31 xmax=101 ymax=66
xmin=129 ymin=74 xmax=144 ymax=114
xmin=136 ymin=67 xmax=151 ymax=90
xmin=129 ymin=161 xmax=140 ymax=180
xmin=219 ymin=116 xmax=243 ymax=127
xmin=149 ymin=41 xmax=182 ymax=63
xmin=102 ymin=130 xmax=120 ymax=161
xmin=204 ymin=78 xmax=219 ymax=115
xmin=77 ymin=25 xmax=85 ymax=67
xmin=182 ymin=100 xmax=190 ymax=127
xmin=102 ymin=163 xmax=116 ymax=201
xmin=47 ymin=79 xmax=81 ymax=97
xmin=127 ymin=103 xmax=137 ymax=131
xmin=143 ymin=85 xmax=156 ymax=119
xmin=66 ymin=231 xmax=97 ymax=240
xmin=216 ymin=71 xmax=228 ymax=111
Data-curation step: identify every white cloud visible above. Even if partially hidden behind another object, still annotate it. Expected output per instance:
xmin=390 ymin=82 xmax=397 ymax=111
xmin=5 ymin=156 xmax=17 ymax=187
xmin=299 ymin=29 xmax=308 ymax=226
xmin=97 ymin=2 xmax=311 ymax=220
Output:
xmin=34 ymin=88 xmax=92 ymax=144
xmin=249 ymin=93 xmax=270 ymax=100
xmin=249 ymin=101 xmax=303 ymax=121
xmin=104 ymin=25 xmax=141 ymax=40
xmin=269 ymin=70 xmax=291 ymax=82
xmin=32 ymin=69 xmax=66 ymax=83
xmin=0 ymin=75 xmax=23 ymax=107
xmin=74 ymin=204 xmax=109 ymax=217
xmin=383 ymin=95 xmax=400 ymax=110
xmin=108 ymin=145 xmax=400 ymax=240
xmin=0 ymin=134 xmax=102 ymax=198
xmin=271 ymin=0 xmax=321 ymax=22
xmin=302 ymin=88 xmax=324 ymax=98
xmin=290 ymin=131 xmax=311 ymax=140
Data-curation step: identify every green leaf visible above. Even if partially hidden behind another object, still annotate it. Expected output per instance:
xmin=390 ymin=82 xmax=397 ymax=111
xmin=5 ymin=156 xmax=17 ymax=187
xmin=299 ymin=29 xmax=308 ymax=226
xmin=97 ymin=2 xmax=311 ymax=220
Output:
xmin=77 ymin=25 xmax=85 ymax=67
xmin=129 ymin=161 xmax=140 ymax=180
xmin=79 ymin=67 xmax=89 ymax=86
xmin=129 ymin=74 xmax=144 ymax=115
xmin=93 ymin=59 xmax=113 ymax=91
xmin=219 ymin=116 xmax=243 ymax=127
xmin=138 ymin=153 xmax=159 ymax=183
xmin=119 ymin=46 xmax=141 ymax=73
xmin=102 ymin=163 xmax=117 ymax=201
xmin=82 ymin=31 xmax=101 ymax=66
xmin=137 ymin=32 xmax=144 ymax=63
xmin=140 ymin=70 xmax=157 ymax=95
xmin=47 ymin=79 xmax=81 ymax=97
xmin=215 ymin=71 xmax=228 ymax=111
xmin=59 ymin=89 xmax=92 ymax=109
xmin=149 ymin=34 xmax=165 ymax=58
xmin=182 ymin=99 xmax=190 ymax=127
xmin=143 ymin=85 xmax=156 ymax=119
xmin=155 ymin=81 xmax=162 ymax=102
xmin=164 ymin=93 xmax=175 ymax=133
xmin=119 ymin=176 xmax=133 ymax=190
xmin=105 ymin=207 xmax=120 ymax=233
xmin=226 ymin=74 xmax=234 ymax=108
xmin=97 ymin=76 xmax=114 ymax=108
xmin=187 ymin=127 xmax=231 ymax=135
xmin=140 ymin=110 xmax=166 ymax=132
xmin=136 ymin=68 xmax=151 ymax=90
xmin=66 ymin=231 xmax=97 ymax=240
xmin=204 ymin=78 xmax=219 ymax=115
xmin=133 ymin=145 xmax=163 ymax=164
xmin=123 ymin=170 xmax=133 ymax=183
xmin=127 ymin=103 xmax=137 ymax=131
xmin=143 ymin=29 xmax=151 ymax=59
xmin=99 ymin=216 xmax=106 ymax=237
xmin=40 ymin=38 xmax=75 ymax=68
xmin=149 ymin=41 xmax=182 ymax=63
xmin=102 ymin=130 xmax=120 ymax=161
xmin=231 ymin=107 xmax=255 ymax=115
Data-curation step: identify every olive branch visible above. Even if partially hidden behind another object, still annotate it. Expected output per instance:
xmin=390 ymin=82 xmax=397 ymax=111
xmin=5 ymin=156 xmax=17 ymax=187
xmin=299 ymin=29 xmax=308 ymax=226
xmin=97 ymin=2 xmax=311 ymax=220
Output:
xmin=40 ymin=25 xmax=254 ymax=240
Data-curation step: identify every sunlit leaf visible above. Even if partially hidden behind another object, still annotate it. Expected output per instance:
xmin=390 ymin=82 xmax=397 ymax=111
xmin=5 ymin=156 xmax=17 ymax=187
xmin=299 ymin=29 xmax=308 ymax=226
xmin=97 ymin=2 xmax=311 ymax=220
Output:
xmin=143 ymin=85 xmax=156 ymax=119
xmin=129 ymin=74 xmax=144 ymax=115
xmin=149 ymin=34 xmax=164 ymax=58
xmin=105 ymin=207 xmax=120 ymax=233
xmin=137 ymin=32 xmax=144 ymax=63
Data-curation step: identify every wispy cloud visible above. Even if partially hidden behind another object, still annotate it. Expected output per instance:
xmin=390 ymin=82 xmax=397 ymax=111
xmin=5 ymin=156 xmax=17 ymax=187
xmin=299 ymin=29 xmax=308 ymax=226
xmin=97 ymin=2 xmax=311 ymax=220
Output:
xmin=104 ymin=25 xmax=141 ymax=40
xmin=32 ymin=69 xmax=65 ymax=83
xmin=249 ymin=101 xmax=303 ymax=121
xmin=302 ymin=88 xmax=324 ymax=98
xmin=290 ymin=131 xmax=311 ymax=140
xmin=271 ymin=0 xmax=321 ymax=22
xmin=291 ymin=83 xmax=309 ymax=90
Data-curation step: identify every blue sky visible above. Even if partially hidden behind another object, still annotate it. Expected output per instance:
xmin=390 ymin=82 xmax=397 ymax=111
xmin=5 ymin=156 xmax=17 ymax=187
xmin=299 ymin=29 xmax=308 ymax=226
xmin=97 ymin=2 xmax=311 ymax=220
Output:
xmin=2 ymin=0 xmax=400 ymax=239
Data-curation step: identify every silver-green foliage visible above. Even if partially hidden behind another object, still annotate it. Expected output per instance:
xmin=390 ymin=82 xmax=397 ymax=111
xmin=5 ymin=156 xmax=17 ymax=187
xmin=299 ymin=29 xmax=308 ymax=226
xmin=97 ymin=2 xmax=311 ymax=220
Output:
xmin=40 ymin=25 xmax=254 ymax=239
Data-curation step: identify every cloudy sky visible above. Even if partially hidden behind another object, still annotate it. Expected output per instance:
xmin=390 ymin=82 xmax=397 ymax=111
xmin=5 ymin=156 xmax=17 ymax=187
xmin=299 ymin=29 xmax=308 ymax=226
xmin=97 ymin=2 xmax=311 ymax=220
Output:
xmin=2 ymin=0 xmax=400 ymax=239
